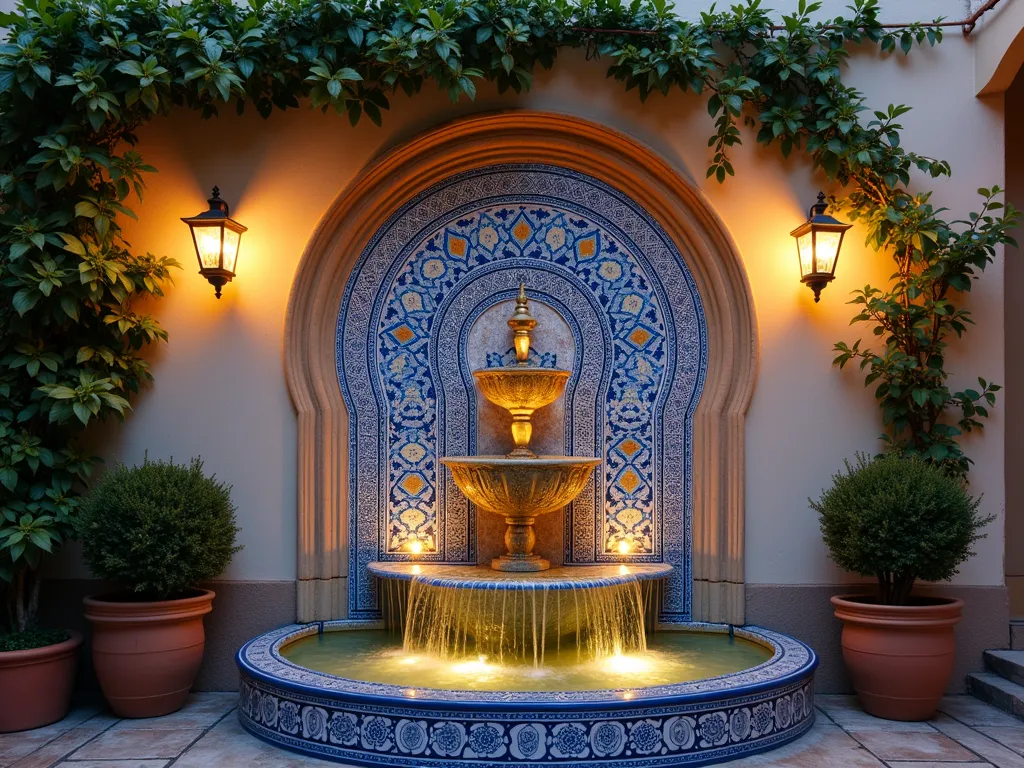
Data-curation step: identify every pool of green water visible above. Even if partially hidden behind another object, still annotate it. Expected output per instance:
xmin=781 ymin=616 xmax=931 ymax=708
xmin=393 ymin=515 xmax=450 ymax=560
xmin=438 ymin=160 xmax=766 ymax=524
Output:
xmin=280 ymin=629 xmax=773 ymax=692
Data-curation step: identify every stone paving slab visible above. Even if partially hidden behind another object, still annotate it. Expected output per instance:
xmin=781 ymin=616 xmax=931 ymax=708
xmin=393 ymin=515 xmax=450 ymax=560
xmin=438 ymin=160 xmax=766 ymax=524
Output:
xmin=0 ymin=693 xmax=1020 ymax=767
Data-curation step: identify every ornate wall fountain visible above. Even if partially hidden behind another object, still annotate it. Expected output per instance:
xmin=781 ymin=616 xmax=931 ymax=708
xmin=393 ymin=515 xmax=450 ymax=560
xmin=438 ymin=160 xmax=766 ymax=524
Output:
xmin=240 ymin=113 xmax=815 ymax=768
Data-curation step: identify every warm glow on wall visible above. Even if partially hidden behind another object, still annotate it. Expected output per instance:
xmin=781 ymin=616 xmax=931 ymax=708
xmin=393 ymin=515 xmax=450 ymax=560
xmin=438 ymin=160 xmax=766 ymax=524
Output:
xmin=181 ymin=187 xmax=247 ymax=298
xmin=789 ymin=192 xmax=852 ymax=303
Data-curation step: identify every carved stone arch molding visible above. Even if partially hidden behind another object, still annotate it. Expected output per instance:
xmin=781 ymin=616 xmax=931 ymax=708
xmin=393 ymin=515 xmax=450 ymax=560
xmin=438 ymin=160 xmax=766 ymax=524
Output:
xmin=285 ymin=112 xmax=758 ymax=625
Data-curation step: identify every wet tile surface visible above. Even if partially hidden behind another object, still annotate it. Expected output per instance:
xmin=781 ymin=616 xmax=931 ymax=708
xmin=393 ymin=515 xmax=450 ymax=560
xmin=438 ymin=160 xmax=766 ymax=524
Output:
xmin=1 ymin=693 xmax=1021 ymax=766
xmin=851 ymin=730 xmax=978 ymax=761
xmin=69 ymin=729 xmax=202 ymax=761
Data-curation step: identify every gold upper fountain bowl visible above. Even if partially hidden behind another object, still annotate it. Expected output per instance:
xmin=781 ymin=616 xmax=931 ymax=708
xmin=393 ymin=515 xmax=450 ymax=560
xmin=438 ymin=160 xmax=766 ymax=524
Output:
xmin=473 ymin=367 xmax=570 ymax=456
xmin=473 ymin=367 xmax=570 ymax=413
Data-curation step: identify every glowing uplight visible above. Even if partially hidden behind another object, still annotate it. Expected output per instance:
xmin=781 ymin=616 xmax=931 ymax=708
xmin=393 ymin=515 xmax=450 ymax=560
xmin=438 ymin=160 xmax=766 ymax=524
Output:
xmin=404 ymin=688 xmax=417 ymax=698
xmin=407 ymin=539 xmax=424 ymax=555
xmin=619 ymin=564 xmax=629 ymax=576
xmin=622 ymin=691 xmax=635 ymax=700
xmin=411 ymin=565 xmax=422 ymax=575
xmin=616 ymin=539 xmax=632 ymax=555
xmin=398 ymin=655 xmax=419 ymax=666
xmin=603 ymin=652 xmax=652 ymax=676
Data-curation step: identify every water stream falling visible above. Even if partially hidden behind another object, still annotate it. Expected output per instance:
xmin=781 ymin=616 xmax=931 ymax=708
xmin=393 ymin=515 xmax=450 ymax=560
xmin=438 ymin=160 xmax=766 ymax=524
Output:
xmin=379 ymin=573 xmax=662 ymax=667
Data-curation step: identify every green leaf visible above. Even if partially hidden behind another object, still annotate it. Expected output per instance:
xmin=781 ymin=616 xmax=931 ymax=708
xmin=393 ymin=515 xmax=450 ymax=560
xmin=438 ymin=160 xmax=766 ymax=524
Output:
xmin=12 ymin=288 xmax=40 ymax=316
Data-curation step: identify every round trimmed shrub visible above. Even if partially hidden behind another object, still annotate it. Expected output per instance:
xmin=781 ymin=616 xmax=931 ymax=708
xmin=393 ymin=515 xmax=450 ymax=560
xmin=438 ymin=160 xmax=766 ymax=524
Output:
xmin=810 ymin=453 xmax=991 ymax=605
xmin=78 ymin=457 xmax=241 ymax=599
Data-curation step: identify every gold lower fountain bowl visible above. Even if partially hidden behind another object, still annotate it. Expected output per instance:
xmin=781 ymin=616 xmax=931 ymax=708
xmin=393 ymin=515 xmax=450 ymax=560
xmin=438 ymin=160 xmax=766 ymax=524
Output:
xmin=441 ymin=455 xmax=601 ymax=572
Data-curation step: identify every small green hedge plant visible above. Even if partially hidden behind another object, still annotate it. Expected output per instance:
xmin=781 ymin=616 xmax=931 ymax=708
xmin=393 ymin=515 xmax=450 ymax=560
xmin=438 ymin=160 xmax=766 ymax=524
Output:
xmin=0 ymin=627 xmax=67 ymax=651
xmin=811 ymin=453 xmax=991 ymax=606
xmin=78 ymin=456 xmax=240 ymax=600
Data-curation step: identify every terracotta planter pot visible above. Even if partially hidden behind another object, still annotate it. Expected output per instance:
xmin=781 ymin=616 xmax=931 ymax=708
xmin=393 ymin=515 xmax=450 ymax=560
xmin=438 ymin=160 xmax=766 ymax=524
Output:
xmin=84 ymin=589 xmax=214 ymax=718
xmin=831 ymin=594 xmax=963 ymax=721
xmin=0 ymin=631 xmax=81 ymax=732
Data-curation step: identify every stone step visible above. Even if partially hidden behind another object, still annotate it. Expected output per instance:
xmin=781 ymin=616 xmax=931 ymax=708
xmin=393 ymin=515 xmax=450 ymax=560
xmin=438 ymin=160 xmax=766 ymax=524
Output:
xmin=985 ymin=649 xmax=1024 ymax=686
xmin=967 ymin=672 xmax=1024 ymax=720
xmin=1012 ymin=621 xmax=1024 ymax=651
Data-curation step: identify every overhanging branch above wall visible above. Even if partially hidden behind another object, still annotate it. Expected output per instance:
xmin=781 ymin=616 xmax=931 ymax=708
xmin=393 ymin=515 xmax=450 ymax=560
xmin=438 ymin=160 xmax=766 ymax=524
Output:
xmin=571 ymin=0 xmax=1008 ymax=38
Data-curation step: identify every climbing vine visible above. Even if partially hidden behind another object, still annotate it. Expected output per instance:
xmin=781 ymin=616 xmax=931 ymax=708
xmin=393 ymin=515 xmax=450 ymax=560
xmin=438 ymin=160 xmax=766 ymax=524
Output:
xmin=0 ymin=0 xmax=1015 ymax=631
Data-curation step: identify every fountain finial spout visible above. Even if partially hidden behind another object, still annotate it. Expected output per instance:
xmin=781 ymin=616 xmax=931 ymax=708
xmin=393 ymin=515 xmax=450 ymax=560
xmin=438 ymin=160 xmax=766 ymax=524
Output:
xmin=508 ymin=283 xmax=537 ymax=367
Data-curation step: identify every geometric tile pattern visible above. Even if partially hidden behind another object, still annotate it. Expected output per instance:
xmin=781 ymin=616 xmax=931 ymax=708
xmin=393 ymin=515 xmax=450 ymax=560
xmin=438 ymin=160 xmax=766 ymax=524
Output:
xmin=237 ymin=622 xmax=818 ymax=767
xmin=378 ymin=205 xmax=668 ymax=555
xmin=337 ymin=166 xmax=707 ymax=620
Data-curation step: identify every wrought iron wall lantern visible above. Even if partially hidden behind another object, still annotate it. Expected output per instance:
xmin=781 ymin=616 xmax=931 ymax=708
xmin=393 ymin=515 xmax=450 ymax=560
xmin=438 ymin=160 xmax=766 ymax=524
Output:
xmin=181 ymin=187 xmax=247 ymax=298
xmin=790 ymin=192 xmax=852 ymax=302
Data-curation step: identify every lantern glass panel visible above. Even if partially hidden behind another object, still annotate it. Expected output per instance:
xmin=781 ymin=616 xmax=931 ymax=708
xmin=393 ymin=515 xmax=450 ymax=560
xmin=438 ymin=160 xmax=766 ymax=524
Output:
xmin=797 ymin=231 xmax=815 ymax=277
xmin=221 ymin=228 xmax=241 ymax=273
xmin=814 ymin=230 xmax=842 ymax=274
xmin=195 ymin=225 xmax=225 ymax=269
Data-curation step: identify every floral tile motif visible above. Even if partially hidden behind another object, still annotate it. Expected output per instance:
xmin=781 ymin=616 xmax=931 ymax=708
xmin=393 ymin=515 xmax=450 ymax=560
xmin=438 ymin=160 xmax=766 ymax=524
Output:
xmin=485 ymin=346 xmax=558 ymax=368
xmin=337 ymin=166 xmax=706 ymax=621
xmin=237 ymin=622 xmax=816 ymax=766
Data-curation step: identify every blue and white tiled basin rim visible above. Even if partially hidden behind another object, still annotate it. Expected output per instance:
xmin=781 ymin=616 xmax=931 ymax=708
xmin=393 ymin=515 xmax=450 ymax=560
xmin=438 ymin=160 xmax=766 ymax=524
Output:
xmin=237 ymin=621 xmax=817 ymax=767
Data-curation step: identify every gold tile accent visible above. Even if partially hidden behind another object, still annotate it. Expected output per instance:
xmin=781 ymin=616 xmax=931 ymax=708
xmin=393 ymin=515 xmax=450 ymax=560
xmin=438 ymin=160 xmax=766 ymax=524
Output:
xmin=629 ymin=327 xmax=652 ymax=347
xmin=619 ymin=438 xmax=641 ymax=457
xmin=619 ymin=469 xmax=640 ymax=493
xmin=401 ymin=475 xmax=425 ymax=496
xmin=391 ymin=325 xmax=414 ymax=344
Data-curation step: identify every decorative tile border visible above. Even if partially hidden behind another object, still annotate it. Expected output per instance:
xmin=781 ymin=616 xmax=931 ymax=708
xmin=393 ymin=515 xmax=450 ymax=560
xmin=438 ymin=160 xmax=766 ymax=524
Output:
xmin=237 ymin=623 xmax=816 ymax=766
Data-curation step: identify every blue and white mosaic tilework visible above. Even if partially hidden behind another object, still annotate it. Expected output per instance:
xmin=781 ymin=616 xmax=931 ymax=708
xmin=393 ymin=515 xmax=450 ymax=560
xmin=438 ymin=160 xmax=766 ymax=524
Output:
xmin=337 ymin=166 xmax=707 ymax=620
xmin=237 ymin=622 xmax=817 ymax=767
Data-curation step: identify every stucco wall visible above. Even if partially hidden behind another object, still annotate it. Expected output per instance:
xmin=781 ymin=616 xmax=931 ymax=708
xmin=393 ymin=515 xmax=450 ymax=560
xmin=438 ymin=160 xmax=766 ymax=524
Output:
xmin=1004 ymin=71 xmax=1024 ymax=616
xmin=38 ymin=1 xmax=1007 ymax=591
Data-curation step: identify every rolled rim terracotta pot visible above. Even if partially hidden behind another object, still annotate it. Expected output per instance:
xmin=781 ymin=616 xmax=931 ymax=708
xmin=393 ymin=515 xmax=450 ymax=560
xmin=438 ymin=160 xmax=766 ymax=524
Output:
xmin=831 ymin=594 xmax=963 ymax=721
xmin=84 ymin=589 xmax=214 ymax=718
xmin=0 ymin=630 xmax=82 ymax=732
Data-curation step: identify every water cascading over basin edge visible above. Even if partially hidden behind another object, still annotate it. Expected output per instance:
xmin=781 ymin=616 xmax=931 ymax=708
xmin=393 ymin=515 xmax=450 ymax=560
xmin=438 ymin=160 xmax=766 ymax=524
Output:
xmin=369 ymin=562 xmax=672 ymax=667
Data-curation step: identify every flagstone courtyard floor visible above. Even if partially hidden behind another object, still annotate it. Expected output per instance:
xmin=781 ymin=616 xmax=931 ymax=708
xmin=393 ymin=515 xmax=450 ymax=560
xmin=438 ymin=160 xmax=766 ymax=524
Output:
xmin=1 ymin=692 xmax=1024 ymax=767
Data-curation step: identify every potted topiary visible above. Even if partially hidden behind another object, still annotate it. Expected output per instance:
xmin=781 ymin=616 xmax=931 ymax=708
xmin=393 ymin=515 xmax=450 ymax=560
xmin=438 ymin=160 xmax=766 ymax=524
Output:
xmin=0 ymin=485 xmax=83 ymax=732
xmin=811 ymin=453 xmax=991 ymax=721
xmin=78 ymin=456 xmax=240 ymax=718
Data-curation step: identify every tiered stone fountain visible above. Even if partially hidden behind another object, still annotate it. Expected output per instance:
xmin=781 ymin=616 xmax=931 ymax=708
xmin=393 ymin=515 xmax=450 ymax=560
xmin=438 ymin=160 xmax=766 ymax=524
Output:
xmin=237 ymin=284 xmax=817 ymax=767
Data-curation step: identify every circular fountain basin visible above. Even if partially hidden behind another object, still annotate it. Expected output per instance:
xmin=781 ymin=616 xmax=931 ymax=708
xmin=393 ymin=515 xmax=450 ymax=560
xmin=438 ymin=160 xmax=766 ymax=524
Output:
xmin=236 ymin=620 xmax=816 ymax=766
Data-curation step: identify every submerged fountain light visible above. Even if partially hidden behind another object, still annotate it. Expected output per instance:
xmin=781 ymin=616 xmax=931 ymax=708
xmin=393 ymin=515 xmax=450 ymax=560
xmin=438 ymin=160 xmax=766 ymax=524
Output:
xmin=604 ymin=651 xmax=652 ymax=676
xmin=451 ymin=655 xmax=498 ymax=681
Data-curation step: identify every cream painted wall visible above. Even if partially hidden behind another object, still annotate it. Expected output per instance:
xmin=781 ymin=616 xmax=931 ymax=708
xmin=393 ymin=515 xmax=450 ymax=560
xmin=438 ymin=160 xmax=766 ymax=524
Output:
xmin=35 ymin=0 xmax=1007 ymax=588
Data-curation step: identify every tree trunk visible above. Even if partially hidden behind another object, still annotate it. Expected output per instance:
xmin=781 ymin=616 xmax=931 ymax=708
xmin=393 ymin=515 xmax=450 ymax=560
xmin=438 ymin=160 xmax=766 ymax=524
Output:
xmin=12 ymin=568 xmax=38 ymax=633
